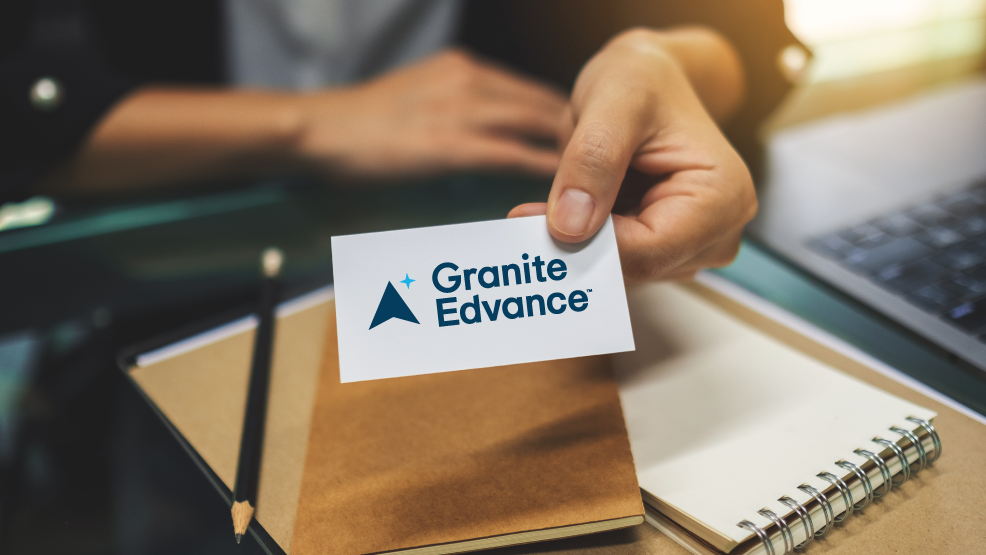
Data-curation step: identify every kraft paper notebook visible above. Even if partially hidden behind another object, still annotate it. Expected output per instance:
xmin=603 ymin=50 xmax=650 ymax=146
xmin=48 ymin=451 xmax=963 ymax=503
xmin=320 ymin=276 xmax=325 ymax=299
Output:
xmin=612 ymin=280 xmax=944 ymax=555
xmin=120 ymin=287 xmax=644 ymax=555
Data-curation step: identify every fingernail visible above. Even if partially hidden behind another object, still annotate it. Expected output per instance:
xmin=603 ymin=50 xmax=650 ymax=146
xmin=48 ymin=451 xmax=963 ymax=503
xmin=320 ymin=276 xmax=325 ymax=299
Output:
xmin=552 ymin=189 xmax=595 ymax=237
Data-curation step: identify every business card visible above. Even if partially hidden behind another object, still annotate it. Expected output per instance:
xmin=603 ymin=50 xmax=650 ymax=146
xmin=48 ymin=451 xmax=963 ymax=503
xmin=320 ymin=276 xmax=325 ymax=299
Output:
xmin=331 ymin=216 xmax=634 ymax=382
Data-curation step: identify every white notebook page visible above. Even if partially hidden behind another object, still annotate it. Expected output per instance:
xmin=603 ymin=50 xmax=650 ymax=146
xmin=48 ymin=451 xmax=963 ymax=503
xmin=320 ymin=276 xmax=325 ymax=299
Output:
xmin=614 ymin=283 xmax=936 ymax=553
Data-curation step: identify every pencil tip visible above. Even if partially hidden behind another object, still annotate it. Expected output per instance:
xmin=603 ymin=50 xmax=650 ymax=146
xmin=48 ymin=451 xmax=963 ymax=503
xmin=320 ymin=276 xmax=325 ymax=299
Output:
xmin=235 ymin=533 xmax=242 ymax=544
xmin=261 ymin=247 xmax=284 ymax=277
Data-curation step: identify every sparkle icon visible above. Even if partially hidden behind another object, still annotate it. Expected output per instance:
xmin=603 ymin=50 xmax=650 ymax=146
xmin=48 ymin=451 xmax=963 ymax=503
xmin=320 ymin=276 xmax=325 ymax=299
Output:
xmin=399 ymin=273 xmax=415 ymax=289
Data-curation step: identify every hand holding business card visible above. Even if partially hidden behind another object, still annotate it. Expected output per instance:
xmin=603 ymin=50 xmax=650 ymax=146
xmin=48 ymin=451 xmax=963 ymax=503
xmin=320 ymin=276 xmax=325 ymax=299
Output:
xmin=331 ymin=216 xmax=634 ymax=382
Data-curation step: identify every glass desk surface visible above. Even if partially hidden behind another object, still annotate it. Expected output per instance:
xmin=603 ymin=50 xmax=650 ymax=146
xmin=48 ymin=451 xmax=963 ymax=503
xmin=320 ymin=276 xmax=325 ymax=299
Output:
xmin=1 ymin=176 xmax=983 ymax=554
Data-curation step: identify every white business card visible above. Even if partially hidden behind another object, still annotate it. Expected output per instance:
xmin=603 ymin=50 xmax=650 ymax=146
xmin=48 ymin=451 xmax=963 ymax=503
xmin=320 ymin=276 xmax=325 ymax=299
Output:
xmin=330 ymin=216 xmax=634 ymax=382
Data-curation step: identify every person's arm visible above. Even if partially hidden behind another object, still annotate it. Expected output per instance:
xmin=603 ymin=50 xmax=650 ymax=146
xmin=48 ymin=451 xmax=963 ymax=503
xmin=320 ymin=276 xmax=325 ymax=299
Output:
xmin=36 ymin=88 xmax=305 ymax=193
xmin=36 ymin=50 xmax=568 ymax=195
xmin=460 ymin=0 xmax=802 ymax=182
xmin=637 ymin=26 xmax=745 ymax=123
xmin=509 ymin=27 xmax=756 ymax=281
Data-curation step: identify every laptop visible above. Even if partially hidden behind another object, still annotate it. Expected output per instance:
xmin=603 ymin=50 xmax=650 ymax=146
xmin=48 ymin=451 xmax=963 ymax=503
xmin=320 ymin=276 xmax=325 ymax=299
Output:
xmin=750 ymin=77 xmax=986 ymax=371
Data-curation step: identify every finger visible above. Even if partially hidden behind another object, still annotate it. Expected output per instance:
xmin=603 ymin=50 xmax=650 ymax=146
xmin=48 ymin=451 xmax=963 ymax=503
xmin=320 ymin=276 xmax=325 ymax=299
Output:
xmin=469 ymin=101 xmax=564 ymax=140
xmin=443 ymin=135 xmax=560 ymax=176
xmin=546 ymin=86 xmax=653 ymax=243
xmin=474 ymin=63 xmax=568 ymax=114
xmin=615 ymin=171 xmax=754 ymax=281
xmin=659 ymin=269 xmax=699 ymax=282
xmin=507 ymin=203 xmax=547 ymax=219
xmin=633 ymin=231 xmax=742 ymax=282
xmin=687 ymin=230 xmax=743 ymax=269
xmin=556 ymin=104 xmax=575 ymax=152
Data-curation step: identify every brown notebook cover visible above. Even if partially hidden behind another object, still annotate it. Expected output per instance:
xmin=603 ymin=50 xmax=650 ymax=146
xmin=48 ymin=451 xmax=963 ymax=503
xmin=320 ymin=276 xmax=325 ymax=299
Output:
xmin=126 ymin=295 xmax=644 ymax=555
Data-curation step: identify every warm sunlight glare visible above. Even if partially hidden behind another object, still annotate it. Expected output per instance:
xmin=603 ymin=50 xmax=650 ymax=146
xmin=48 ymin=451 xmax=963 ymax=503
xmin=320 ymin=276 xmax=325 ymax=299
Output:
xmin=783 ymin=0 xmax=986 ymax=80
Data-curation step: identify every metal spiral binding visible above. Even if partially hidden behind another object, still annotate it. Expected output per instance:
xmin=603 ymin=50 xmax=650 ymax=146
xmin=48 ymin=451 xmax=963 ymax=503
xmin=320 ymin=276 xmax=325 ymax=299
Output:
xmin=852 ymin=449 xmax=892 ymax=498
xmin=738 ymin=520 xmax=775 ymax=555
xmin=735 ymin=419 xmax=941 ymax=554
xmin=890 ymin=426 xmax=927 ymax=472
xmin=906 ymin=416 xmax=942 ymax=463
xmin=796 ymin=484 xmax=833 ymax=537
xmin=759 ymin=508 xmax=794 ymax=554
xmin=816 ymin=471 xmax=853 ymax=522
xmin=779 ymin=496 xmax=814 ymax=550
xmin=872 ymin=438 xmax=909 ymax=486
xmin=835 ymin=460 xmax=873 ymax=510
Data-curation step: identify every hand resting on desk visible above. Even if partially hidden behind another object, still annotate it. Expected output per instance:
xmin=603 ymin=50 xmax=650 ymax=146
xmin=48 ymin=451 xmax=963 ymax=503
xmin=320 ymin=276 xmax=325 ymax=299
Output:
xmin=40 ymin=50 xmax=566 ymax=191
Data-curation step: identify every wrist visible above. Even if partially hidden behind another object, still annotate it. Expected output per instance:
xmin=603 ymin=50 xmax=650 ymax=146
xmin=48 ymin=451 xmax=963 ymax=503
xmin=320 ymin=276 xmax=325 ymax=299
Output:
xmin=286 ymin=88 xmax=358 ymax=174
xmin=607 ymin=27 xmax=744 ymax=122
xmin=258 ymin=93 xmax=311 ymax=170
xmin=598 ymin=30 xmax=701 ymax=121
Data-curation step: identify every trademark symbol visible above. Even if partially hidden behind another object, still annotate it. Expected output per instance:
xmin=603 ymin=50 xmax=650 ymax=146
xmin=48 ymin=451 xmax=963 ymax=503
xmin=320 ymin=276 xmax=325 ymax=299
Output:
xmin=587 ymin=288 xmax=592 ymax=292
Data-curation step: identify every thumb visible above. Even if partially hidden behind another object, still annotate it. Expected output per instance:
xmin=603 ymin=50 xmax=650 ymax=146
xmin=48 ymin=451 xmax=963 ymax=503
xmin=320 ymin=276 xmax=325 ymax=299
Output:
xmin=545 ymin=99 xmax=649 ymax=243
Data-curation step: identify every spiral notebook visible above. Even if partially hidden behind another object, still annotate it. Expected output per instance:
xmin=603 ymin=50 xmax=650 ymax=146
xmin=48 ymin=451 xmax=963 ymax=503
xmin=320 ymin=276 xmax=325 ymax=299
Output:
xmin=613 ymin=281 xmax=942 ymax=555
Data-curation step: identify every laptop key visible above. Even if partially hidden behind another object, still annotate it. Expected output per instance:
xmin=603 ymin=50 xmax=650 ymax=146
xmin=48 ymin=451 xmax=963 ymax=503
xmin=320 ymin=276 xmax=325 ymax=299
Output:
xmin=970 ymin=237 xmax=986 ymax=255
xmin=808 ymin=234 xmax=856 ymax=260
xmin=842 ymin=237 xmax=933 ymax=274
xmin=872 ymin=213 xmax=922 ymax=237
xmin=907 ymin=284 xmax=963 ymax=313
xmin=966 ymin=264 xmax=986 ymax=281
xmin=915 ymin=226 xmax=966 ymax=248
xmin=944 ymin=299 xmax=986 ymax=333
xmin=838 ymin=223 xmax=893 ymax=248
xmin=872 ymin=259 xmax=949 ymax=293
xmin=933 ymin=244 xmax=985 ymax=271
xmin=907 ymin=204 xmax=953 ymax=226
xmin=970 ymin=182 xmax=986 ymax=201
xmin=954 ymin=213 xmax=986 ymax=238
xmin=940 ymin=274 xmax=986 ymax=300
xmin=938 ymin=190 xmax=986 ymax=216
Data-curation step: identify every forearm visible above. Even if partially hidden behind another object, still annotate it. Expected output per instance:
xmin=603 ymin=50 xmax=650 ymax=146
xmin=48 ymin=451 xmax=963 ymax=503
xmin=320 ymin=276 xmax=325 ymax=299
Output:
xmin=34 ymin=87 xmax=309 ymax=194
xmin=615 ymin=27 xmax=746 ymax=123
xmin=32 ymin=50 xmax=567 ymax=194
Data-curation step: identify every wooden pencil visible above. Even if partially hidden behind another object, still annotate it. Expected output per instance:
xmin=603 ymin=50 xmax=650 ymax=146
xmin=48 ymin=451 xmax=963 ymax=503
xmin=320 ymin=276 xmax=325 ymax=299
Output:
xmin=232 ymin=247 xmax=283 ymax=543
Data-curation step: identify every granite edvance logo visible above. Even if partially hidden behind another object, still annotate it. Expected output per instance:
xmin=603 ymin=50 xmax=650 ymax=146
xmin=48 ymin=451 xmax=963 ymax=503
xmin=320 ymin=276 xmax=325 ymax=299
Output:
xmin=368 ymin=275 xmax=420 ymax=330
xmin=335 ymin=216 xmax=632 ymax=381
xmin=370 ymin=254 xmax=592 ymax=331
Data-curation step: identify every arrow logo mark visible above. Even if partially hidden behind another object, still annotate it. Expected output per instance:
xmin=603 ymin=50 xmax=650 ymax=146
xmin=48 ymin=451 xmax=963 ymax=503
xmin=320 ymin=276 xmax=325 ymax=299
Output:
xmin=369 ymin=282 xmax=420 ymax=330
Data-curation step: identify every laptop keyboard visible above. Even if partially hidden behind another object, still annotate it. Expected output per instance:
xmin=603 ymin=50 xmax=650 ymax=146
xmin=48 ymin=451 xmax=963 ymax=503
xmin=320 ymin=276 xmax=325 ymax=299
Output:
xmin=808 ymin=180 xmax=986 ymax=340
